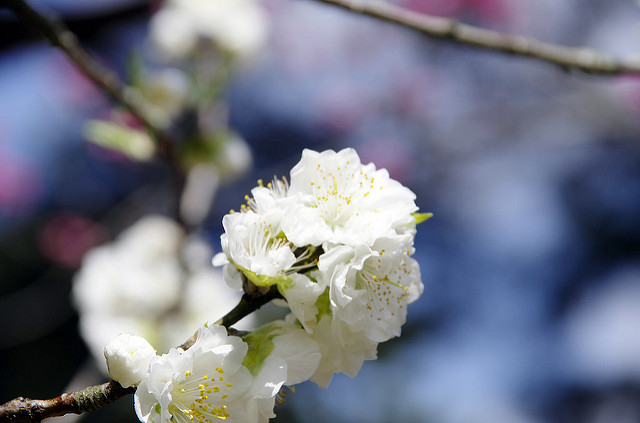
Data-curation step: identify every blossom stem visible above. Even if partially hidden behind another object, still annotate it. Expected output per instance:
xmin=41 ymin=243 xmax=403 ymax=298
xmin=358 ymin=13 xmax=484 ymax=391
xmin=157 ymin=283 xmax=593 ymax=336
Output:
xmin=219 ymin=284 xmax=283 ymax=328
xmin=310 ymin=0 xmax=640 ymax=75
xmin=178 ymin=284 xmax=282 ymax=351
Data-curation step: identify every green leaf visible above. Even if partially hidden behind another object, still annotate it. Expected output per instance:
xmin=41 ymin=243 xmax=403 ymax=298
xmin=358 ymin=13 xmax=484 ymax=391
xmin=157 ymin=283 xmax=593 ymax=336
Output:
xmin=84 ymin=120 xmax=155 ymax=161
xmin=242 ymin=323 xmax=281 ymax=376
xmin=412 ymin=212 xmax=433 ymax=225
xmin=315 ymin=288 xmax=331 ymax=318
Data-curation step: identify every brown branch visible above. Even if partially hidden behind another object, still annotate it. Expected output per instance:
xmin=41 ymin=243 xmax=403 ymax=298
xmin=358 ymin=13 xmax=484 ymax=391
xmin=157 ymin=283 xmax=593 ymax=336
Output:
xmin=179 ymin=284 xmax=282 ymax=350
xmin=1 ymin=0 xmax=172 ymax=148
xmin=311 ymin=0 xmax=640 ymax=75
xmin=0 ymin=381 xmax=135 ymax=423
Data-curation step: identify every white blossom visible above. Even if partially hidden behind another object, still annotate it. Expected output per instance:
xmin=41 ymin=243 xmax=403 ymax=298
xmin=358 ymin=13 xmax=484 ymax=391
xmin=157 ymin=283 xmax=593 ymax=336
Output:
xmin=244 ymin=319 xmax=321 ymax=391
xmin=104 ymin=334 xmax=156 ymax=388
xmin=308 ymin=314 xmax=378 ymax=388
xmin=219 ymin=210 xmax=295 ymax=282
xmin=214 ymin=206 xmax=325 ymax=330
xmin=282 ymin=148 xmax=418 ymax=247
xmin=135 ymin=325 xmax=262 ymax=423
xmin=320 ymin=233 xmax=423 ymax=342
xmin=150 ymin=0 xmax=268 ymax=61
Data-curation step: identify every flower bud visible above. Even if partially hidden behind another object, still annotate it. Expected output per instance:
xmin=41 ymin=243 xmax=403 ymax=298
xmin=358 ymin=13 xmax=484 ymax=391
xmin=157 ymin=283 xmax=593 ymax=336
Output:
xmin=104 ymin=333 xmax=156 ymax=387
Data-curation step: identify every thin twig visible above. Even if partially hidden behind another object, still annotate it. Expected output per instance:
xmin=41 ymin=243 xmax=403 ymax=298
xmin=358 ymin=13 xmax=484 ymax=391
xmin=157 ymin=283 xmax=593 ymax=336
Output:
xmin=1 ymin=0 xmax=171 ymax=147
xmin=311 ymin=0 xmax=640 ymax=75
xmin=1 ymin=0 xmax=189 ymax=224
xmin=178 ymin=284 xmax=282 ymax=350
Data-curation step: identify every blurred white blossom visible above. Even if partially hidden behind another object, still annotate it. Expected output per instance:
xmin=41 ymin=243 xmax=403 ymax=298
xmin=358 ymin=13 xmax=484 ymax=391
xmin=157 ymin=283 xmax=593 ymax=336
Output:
xmin=73 ymin=215 xmax=252 ymax=374
xmin=150 ymin=0 xmax=268 ymax=61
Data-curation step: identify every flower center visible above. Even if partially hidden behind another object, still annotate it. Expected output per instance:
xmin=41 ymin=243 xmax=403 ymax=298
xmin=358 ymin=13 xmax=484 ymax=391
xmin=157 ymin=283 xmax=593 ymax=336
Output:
xmin=357 ymin=255 xmax=410 ymax=321
xmin=309 ymin=164 xmax=376 ymax=228
xmin=171 ymin=369 xmax=233 ymax=422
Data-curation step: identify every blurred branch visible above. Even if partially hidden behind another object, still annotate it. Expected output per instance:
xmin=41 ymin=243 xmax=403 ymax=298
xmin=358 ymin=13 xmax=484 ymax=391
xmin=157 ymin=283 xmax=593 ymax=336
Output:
xmin=1 ymin=0 xmax=189 ymax=224
xmin=0 ymin=286 xmax=281 ymax=422
xmin=0 ymin=382 xmax=135 ymax=423
xmin=311 ymin=0 xmax=640 ymax=75
xmin=1 ymin=0 xmax=173 ymax=151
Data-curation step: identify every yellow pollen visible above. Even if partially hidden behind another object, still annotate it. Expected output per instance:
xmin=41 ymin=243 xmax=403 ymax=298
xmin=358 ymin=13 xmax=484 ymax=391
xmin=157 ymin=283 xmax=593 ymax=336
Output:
xmin=185 ymin=371 xmax=192 ymax=377
xmin=221 ymin=394 xmax=228 ymax=399
xmin=226 ymin=383 xmax=232 ymax=387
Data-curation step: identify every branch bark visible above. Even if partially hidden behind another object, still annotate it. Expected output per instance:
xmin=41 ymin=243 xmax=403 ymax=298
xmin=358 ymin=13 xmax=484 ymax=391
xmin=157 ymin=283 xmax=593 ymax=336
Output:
xmin=0 ymin=382 xmax=135 ymax=423
xmin=311 ymin=0 xmax=640 ymax=75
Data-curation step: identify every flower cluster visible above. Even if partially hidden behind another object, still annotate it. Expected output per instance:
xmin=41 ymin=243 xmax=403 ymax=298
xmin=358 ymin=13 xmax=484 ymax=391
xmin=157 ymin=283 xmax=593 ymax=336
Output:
xmin=213 ymin=148 xmax=427 ymax=387
xmin=105 ymin=149 xmax=426 ymax=422
xmin=131 ymin=321 xmax=320 ymax=423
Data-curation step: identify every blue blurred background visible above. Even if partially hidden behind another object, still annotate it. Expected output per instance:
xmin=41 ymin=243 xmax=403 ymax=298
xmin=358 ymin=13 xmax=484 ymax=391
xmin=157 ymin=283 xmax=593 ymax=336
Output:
xmin=2 ymin=0 xmax=640 ymax=422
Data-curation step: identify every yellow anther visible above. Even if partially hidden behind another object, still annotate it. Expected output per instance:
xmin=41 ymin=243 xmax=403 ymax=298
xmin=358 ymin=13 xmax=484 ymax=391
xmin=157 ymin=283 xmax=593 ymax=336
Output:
xmin=185 ymin=371 xmax=192 ymax=377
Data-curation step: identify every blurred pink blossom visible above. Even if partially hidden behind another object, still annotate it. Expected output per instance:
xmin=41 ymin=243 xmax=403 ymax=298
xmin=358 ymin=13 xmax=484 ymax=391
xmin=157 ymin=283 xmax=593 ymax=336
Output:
xmin=38 ymin=213 xmax=108 ymax=268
